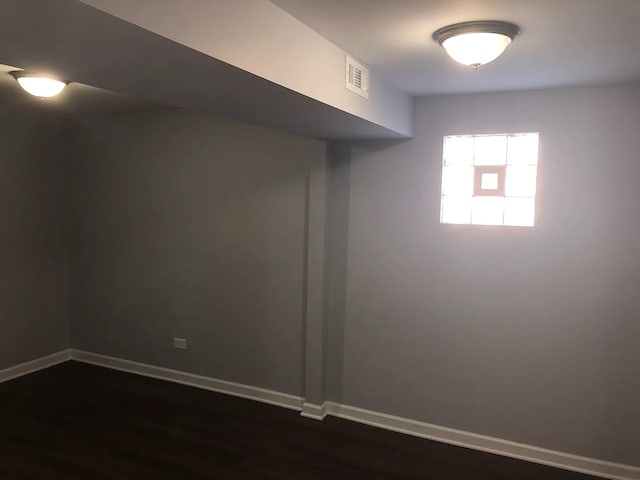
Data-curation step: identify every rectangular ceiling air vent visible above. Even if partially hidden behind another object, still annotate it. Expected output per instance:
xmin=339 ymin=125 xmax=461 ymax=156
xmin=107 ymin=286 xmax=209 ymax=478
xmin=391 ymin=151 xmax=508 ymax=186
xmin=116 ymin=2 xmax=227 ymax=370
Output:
xmin=346 ymin=55 xmax=369 ymax=99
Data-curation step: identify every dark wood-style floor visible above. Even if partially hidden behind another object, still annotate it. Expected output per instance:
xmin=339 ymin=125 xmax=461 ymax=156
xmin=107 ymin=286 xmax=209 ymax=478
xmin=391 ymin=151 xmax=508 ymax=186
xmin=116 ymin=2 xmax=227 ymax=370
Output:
xmin=0 ymin=362 xmax=600 ymax=479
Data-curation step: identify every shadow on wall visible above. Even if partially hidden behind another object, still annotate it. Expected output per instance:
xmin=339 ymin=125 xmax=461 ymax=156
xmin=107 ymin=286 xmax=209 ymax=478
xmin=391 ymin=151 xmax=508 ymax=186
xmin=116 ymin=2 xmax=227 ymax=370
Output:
xmin=68 ymin=108 xmax=325 ymax=396
xmin=0 ymin=104 xmax=71 ymax=369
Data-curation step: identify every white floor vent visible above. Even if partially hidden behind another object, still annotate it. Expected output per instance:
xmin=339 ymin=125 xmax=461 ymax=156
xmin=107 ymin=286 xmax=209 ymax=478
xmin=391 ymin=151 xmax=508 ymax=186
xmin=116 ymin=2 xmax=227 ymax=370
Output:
xmin=346 ymin=55 xmax=369 ymax=99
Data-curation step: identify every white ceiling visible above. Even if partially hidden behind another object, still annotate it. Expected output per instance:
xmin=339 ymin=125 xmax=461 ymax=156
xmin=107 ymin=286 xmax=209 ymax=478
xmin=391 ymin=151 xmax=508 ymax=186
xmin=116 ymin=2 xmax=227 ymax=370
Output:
xmin=271 ymin=0 xmax=640 ymax=95
xmin=1 ymin=1 xmax=406 ymax=139
xmin=4 ymin=1 xmax=638 ymax=138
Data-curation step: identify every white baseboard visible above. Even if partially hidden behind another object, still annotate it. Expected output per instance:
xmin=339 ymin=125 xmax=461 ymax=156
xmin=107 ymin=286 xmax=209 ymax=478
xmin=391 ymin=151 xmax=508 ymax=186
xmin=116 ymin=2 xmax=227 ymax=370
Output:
xmin=326 ymin=402 xmax=640 ymax=480
xmin=70 ymin=350 xmax=304 ymax=412
xmin=0 ymin=349 xmax=72 ymax=384
xmin=300 ymin=401 xmax=328 ymax=420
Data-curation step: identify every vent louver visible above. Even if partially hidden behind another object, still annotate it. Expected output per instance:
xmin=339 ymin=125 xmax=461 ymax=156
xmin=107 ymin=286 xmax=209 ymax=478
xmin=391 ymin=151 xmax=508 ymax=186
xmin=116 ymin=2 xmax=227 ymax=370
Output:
xmin=346 ymin=55 xmax=369 ymax=99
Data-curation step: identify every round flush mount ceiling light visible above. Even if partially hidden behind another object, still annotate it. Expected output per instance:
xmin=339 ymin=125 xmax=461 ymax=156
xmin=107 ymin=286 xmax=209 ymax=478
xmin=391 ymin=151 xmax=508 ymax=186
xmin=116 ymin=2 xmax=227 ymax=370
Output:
xmin=433 ymin=20 xmax=520 ymax=70
xmin=10 ymin=71 xmax=68 ymax=98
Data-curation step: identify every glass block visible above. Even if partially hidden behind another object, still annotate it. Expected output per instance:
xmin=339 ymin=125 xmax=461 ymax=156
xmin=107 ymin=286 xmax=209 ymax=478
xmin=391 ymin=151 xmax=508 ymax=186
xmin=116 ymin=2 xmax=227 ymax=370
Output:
xmin=507 ymin=133 xmax=539 ymax=165
xmin=505 ymin=166 xmax=537 ymax=197
xmin=443 ymin=136 xmax=474 ymax=166
xmin=474 ymin=135 xmax=507 ymax=166
xmin=442 ymin=166 xmax=474 ymax=197
xmin=471 ymin=197 xmax=505 ymax=225
xmin=441 ymin=196 xmax=472 ymax=224
xmin=504 ymin=197 xmax=535 ymax=226
xmin=481 ymin=172 xmax=499 ymax=190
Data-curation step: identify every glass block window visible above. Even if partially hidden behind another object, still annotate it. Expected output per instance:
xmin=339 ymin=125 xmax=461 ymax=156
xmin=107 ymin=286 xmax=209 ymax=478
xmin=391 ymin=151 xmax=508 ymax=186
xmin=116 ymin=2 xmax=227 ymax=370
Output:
xmin=440 ymin=133 xmax=539 ymax=227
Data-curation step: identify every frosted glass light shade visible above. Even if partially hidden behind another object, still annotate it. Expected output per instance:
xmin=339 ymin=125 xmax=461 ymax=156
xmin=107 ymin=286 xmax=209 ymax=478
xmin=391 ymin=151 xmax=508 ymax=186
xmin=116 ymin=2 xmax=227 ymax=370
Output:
xmin=11 ymin=72 xmax=67 ymax=97
xmin=442 ymin=32 xmax=512 ymax=67
xmin=433 ymin=21 xmax=520 ymax=69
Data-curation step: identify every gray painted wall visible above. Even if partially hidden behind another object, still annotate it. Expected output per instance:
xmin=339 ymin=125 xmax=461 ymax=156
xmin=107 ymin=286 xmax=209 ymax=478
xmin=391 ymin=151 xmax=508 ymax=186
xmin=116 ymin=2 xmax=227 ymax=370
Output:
xmin=0 ymin=104 xmax=70 ymax=369
xmin=342 ymin=85 xmax=640 ymax=465
xmin=8 ymin=80 xmax=636 ymax=468
xmin=69 ymin=109 xmax=324 ymax=396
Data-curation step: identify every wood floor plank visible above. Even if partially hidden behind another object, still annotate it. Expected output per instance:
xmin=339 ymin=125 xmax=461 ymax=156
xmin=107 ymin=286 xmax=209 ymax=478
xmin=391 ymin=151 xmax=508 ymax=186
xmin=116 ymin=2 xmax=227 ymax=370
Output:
xmin=0 ymin=362 xmax=602 ymax=479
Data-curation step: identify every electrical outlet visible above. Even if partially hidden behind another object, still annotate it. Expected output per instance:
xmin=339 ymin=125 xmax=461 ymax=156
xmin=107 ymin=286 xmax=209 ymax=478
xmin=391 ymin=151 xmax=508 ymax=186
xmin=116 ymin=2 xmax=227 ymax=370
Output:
xmin=173 ymin=338 xmax=187 ymax=350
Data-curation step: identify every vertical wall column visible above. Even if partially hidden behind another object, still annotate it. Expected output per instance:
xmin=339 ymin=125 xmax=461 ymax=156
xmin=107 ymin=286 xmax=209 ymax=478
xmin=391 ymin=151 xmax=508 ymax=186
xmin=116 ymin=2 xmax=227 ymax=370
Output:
xmin=301 ymin=152 xmax=328 ymax=419
xmin=323 ymin=143 xmax=351 ymax=404
xmin=301 ymin=142 xmax=352 ymax=419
